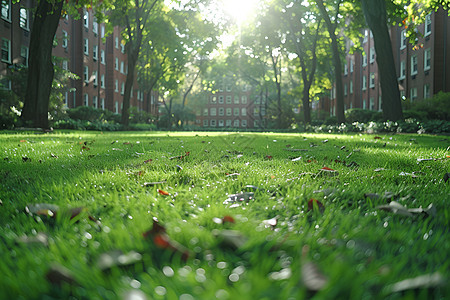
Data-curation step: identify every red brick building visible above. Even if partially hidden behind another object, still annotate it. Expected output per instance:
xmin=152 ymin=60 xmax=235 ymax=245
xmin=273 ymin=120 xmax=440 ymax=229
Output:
xmin=1 ymin=3 xmax=158 ymax=117
xmin=195 ymin=78 xmax=266 ymax=129
xmin=323 ymin=8 xmax=450 ymax=118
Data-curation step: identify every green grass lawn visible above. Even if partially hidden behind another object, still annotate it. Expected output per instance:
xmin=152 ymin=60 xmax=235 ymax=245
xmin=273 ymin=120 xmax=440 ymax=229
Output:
xmin=0 ymin=130 xmax=449 ymax=299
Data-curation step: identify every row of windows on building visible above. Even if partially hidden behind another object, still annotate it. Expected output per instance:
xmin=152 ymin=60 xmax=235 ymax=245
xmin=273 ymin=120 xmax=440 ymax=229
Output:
xmin=209 ymin=94 xmax=268 ymax=105
xmin=201 ymin=119 xmax=265 ymax=128
xmin=399 ymin=49 xmax=432 ymax=79
xmin=1 ymin=0 xmax=29 ymax=29
xmin=201 ymin=107 xmax=266 ymax=117
xmin=1 ymin=38 xmax=28 ymax=65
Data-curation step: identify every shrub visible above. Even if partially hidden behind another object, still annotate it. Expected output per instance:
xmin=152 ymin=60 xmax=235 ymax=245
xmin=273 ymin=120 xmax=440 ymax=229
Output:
xmin=67 ymin=106 xmax=114 ymax=122
xmin=345 ymin=108 xmax=379 ymax=123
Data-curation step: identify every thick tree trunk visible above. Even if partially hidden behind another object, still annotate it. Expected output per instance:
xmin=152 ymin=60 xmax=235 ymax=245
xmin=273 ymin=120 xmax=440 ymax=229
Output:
xmin=316 ymin=0 xmax=345 ymax=124
xmin=361 ymin=0 xmax=403 ymax=121
xmin=21 ymin=0 xmax=63 ymax=128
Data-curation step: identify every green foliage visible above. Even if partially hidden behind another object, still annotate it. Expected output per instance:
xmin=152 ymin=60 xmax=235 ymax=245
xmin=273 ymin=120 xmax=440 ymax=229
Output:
xmin=66 ymin=106 xmax=119 ymax=123
xmin=345 ymin=108 xmax=380 ymax=123
xmin=403 ymin=92 xmax=450 ymax=121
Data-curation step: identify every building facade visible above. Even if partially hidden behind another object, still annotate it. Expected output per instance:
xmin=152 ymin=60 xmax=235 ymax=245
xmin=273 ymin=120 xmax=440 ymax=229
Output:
xmin=196 ymin=79 xmax=267 ymax=129
xmin=325 ymin=8 xmax=450 ymax=117
xmin=1 ymin=3 xmax=158 ymax=117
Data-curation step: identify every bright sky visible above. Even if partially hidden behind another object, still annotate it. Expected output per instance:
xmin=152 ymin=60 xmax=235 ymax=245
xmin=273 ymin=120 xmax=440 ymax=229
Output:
xmin=221 ymin=0 xmax=260 ymax=24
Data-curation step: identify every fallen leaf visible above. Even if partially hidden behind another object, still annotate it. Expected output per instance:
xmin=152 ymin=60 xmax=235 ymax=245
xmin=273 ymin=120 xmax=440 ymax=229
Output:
xmin=374 ymin=136 xmax=382 ymax=139
xmin=22 ymin=156 xmax=31 ymax=162
xmin=376 ymin=201 xmax=413 ymax=217
xmin=46 ymin=263 xmax=78 ymax=286
xmin=143 ymin=220 xmax=191 ymax=261
xmin=307 ymin=199 xmax=325 ymax=213
xmin=223 ymin=192 xmax=254 ymax=204
xmin=301 ymin=246 xmax=328 ymax=292
xmin=16 ymin=232 xmax=49 ymax=247
xmin=214 ymin=229 xmax=248 ymax=250
xmin=20 ymin=140 xmax=27 ymax=143
xmin=222 ymin=215 xmax=235 ymax=223
xmin=284 ymin=149 xmax=308 ymax=152
xmin=143 ymin=181 xmax=166 ymax=187
xmin=265 ymin=155 xmax=273 ymax=160
xmin=143 ymin=159 xmax=152 ymax=164
xmin=97 ymin=250 xmax=143 ymax=272
xmin=386 ymin=272 xmax=445 ymax=294
xmin=291 ymin=156 xmax=302 ymax=162
xmin=262 ymin=216 xmax=278 ymax=229
xmin=50 ymin=153 xmax=58 ymax=158
xmin=157 ymin=189 xmax=170 ymax=196
xmin=25 ymin=203 xmax=59 ymax=218
xmin=374 ymin=168 xmax=385 ymax=172
xmin=169 ymin=152 xmax=190 ymax=160
xmin=81 ymin=146 xmax=90 ymax=151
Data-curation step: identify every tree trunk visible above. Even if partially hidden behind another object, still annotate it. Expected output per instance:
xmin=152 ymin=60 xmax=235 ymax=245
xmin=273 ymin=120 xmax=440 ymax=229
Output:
xmin=316 ymin=0 xmax=345 ymax=124
xmin=121 ymin=49 xmax=139 ymax=127
xmin=21 ymin=0 xmax=63 ymax=129
xmin=361 ymin=0 xmax=403 ymax=121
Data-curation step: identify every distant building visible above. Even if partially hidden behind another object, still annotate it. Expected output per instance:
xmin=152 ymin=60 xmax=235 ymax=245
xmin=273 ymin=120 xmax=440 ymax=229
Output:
xmin=195 ymin=78 xmax=267 ymax=129
xmin=324 ymin=8 xmax=450 ymax=117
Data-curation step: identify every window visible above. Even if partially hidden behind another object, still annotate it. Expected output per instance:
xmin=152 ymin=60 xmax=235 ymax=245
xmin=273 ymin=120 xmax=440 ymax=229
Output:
xmin=210 ymin=119 xmax=217 ymax=127
xmin=218 ymin=81 xmax=224 ymax=92
xmin=226 ymin=95 xmax=232 ymax=104
xmin=62 ymin=60 xmax=68 ymax=70
xmin=350 ymin=80 xmax=353 ymax=94
xmin=219 ymin=107 xmax=224 ymax=116
xmin=121 ymin=44 xmax=125 ymax=54
xmin=241 ymin=95 xmax=247 ymax=104
xmin=253 ymin=107 xmax=259 ymax=116
xmin=84 ymin=94 xmax=89 ymax=106
xmin=84 ymin=39 xmax=89 ymax=55
xmin=93 ymin=71 xmax=98 ymax=86
xmin=20 ymin=46 xmax=28 ymax=67
xmin=400 ymin=30 xmax=406 ymax=49
xmin=425 ymin=13 xmax=432 ymax=36
xmin=203 ymin=108 xmax=208 ymax=116
xmin=234 ymin=96 xmax=239 ymax=104
xmin=93 ymin=96 xmax=98 ymax=108
xmin=211 ymin=96 xmax=217 ymax=104
xmin=378 ymin=96 xmax=382 ymax=111
xmin=115 ymin=79 xmax=118 ymax=92
xmin=100 ymin=25 xmax=105 ymax=38
xmin=115 ymin=37 xmax=119 ymax=49
xmin=1 ymin=38 xmax=10 ymax=62
xmin=226 ymin=108 xmax=232 ymax=116
xmin=344 ymin=83 xmax=347 ymax=96
xmin=226 ymin=119 xmax=232 ymax=127
xmin=411 ymin=55 xmax=418 ymax=75
xmin=115 ymin=58 xmax=119 ymax=70
xmin=344 ymin=63 xmax=348 ymax=75
xmin=241 ymin=119 xmax=247 ymax=127
xmin=101 ymin=50 xmax=105 ymax=64
xmin=115 ymin=101 xmax=119 ymax=113
xmin=121 ymin=82 xmax=125 ymax=95
xmin=84 ymin=66 xmax=89 ymax=83
xmin=0 ymin=77 xmax=11 ymax=90
xmin=410 ymin=87 xmax=417 ymax=101
xmin=362 ymin=52 xmax=367 ymax=67
xmin=101 ymin=98 xmax=105 ymax=110
xmin=93 ymin=17 xmax=98 ymax=34
xmin=233 ymin=120 xmax=239 ymax=127
xmin=424 ymin=48 xmax=431 ymax=71
xmin=93 ymin=45 xmax=98 ymax=60
xmin=369 ymin=72 xmax=375 ymax=88
xmin=1 ymin=0 xmax=11 ymax=21
xmin=210 ymin=107 xmax=217 ymax=116
xmin=120 ymin=61 xmax=124 ymax=73
xmin=19 ymin=7 xmax=29 ymax=30
xmin=226 ymin=84 xmax=231 ymax=92
xmin=362 ymin=75 xmax=367 ymax=90
xmin=241 ymin=108 xmax=247 ymax=116
xmin=370 ymin=47 xmax=375 ymax=63
xmin=362 ymin=99 xmax=366 ymax=109
xmin=101 ymin=74 xmax=105 ymax=88
xmin=350 ymin=59 xmax=354 ymax=73
xmin=399 ymin=60 xmax=406 ymax=80
xmin=369 ymin=98 xmax=374 ymax=110
xmin=261 ymin=107 xmax=266 ymax=116
xmin=363 ymin=29 xmax=368 ymax=43
xmin=203 ymin=119 xmax=208 ymax=127
xmin=219 ymin=95 xmax=224 ymax=104
xmin=64 ymin=91 xmax=68 ymax=107
xmin=62 ymin=30 xmax=68 ymax=48
xmin=254 ymin=120 xmax=259 ymax=127
xmin=424 ymin=84 xmax=431 ymax=99
xmin=83 ymin=9 xmax=89 ymax=29
xmin=233 ymin=107 xmax=239 ymax=116
xmin=218 ymin=119 xmax=224 ymax=127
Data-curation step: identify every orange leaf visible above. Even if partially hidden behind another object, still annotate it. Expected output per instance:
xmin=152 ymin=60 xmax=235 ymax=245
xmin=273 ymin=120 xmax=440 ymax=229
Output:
xmin=308 ymin=198 xmax=325 ymax=212
xmin=222 ymin=215 xmax=235 ymax=224
xmin=20 ymin=140 xmax=27 ymax=143
xmin=157 ymin=189 xmax=169 ymax=196
xmin=321 ymin=167 xmax=335 ymax=171
xmin=144 ymin=159 xmax=152 ymax=164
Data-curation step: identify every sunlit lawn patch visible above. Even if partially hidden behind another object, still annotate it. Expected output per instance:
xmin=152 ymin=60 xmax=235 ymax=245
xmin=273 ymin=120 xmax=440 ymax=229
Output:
xmin=0 ymin=130 xmax=449 ymax=299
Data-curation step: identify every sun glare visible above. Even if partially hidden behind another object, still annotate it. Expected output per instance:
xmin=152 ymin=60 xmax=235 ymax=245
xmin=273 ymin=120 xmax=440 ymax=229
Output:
xmin=222 ymin=0 xmax=259 ymax=24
